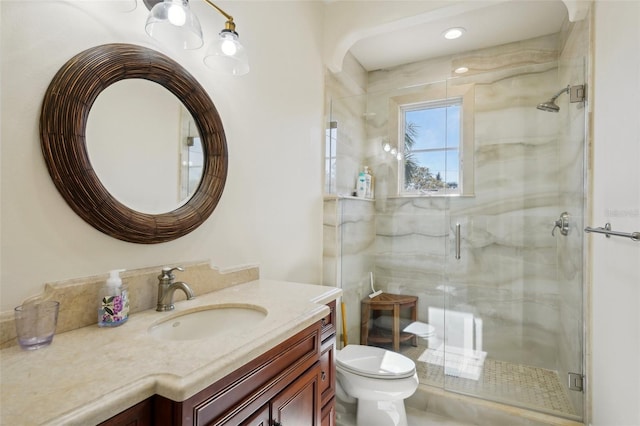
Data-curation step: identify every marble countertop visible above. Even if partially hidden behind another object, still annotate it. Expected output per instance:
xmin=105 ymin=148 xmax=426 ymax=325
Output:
xmin=0 ymin=280 xmax=341 ymax=425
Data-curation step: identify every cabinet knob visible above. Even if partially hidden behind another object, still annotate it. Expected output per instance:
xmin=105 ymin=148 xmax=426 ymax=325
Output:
xmin=321 ymin=318 xmax=327 ymax=326
xmin=273 ymin=422 xmax=282 ymax=426
xmin=321 ymin=371 xmax=327 ymax=381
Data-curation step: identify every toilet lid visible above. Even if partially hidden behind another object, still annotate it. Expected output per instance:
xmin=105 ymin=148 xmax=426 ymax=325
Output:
xmin=337 ymin=345 xmax=416 ymax=379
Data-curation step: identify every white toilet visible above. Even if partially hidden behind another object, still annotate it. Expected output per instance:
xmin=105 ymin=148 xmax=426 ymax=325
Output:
xmin=335 ymin=344 xmax=419 ymax=426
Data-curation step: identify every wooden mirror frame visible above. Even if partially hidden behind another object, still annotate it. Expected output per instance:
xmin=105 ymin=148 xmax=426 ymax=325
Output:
xmin=40 ymin=43 xmax=228 ymax=244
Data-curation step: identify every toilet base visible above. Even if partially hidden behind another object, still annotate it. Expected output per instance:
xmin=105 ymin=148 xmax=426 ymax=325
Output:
xmin=356 ymin=398 xmax=408 ymax=426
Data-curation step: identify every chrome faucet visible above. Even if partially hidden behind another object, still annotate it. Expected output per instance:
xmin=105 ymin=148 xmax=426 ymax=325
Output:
xmin=156 ymin=266 xmax=195 ymax=311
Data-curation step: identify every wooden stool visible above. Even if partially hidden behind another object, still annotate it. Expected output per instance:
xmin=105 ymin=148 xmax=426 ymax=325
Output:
xmin=361 ymin=293 xmax=418 ymax=352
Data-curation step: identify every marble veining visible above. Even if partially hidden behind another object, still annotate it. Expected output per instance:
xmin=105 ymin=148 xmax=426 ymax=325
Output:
xmin=325 ymin=17 xmax=587 ymax=421
xmin=0 ymin=261 xmax=259 ymax=349
xmin=0 ymin=279 xmax=341 ymax=425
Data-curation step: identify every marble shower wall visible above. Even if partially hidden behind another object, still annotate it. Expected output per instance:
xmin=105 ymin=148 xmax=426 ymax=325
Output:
xmin=364 ymin=33 xmax=568 ymax=368
xmin=324 ymin=53 xmax=375 ymax=346
xmin=325 ymin=53 xmax=368 ymax=197
xmin=322 ymin=197 xmax=375 ymax=346
xmin=324 ymin=29 xmax=586 ymax=371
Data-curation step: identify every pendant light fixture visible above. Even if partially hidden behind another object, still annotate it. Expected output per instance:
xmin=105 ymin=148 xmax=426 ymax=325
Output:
xmin=145 ymin=0 xmax=249 ymax=75
xmin=202 ymin=2 xmax=249 ymax=76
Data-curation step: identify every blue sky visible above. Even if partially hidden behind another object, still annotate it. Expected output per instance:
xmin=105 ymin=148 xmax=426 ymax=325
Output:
xmin=405 ymin=104 xmax=461 ymax=185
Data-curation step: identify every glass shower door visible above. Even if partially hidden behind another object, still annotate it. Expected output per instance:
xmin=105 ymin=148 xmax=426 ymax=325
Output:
xmin=441 ymin=56 xmax=586 ymax=419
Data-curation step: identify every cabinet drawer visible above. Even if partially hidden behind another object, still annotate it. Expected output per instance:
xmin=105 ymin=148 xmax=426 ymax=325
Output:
xmin=321 ymin=300 xmax=336 ymax=341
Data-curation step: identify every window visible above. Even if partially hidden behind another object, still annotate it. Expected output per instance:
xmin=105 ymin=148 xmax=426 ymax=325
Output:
xmin=325 ymin=121 xmax=337 ymax=194
xmin=390 ymin=84 xmax=474 ymax=196
xmin=401 ymin=99 xmax=461 ymax=195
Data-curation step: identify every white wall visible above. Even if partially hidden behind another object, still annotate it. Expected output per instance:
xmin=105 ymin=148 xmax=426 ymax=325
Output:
xmin=592 ymin=1 xmax=640 ymax=424
xmin=0 ymin=0 xmax=325 ymax=311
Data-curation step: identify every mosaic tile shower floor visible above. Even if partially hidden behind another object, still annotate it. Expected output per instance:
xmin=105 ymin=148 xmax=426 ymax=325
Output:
xmin=402 ymin=344 xmax=576 ymax=417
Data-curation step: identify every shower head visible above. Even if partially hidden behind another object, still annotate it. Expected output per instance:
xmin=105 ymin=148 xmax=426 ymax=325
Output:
xmin=537 ymin=100 xmax=560 ymax=112
xmin=537 ymin=85 xmax=570 ymax=113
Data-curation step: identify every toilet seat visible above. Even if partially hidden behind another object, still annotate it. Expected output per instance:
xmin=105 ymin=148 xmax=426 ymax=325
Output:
xmin=336 ymin=344 xmax=416 ymax=379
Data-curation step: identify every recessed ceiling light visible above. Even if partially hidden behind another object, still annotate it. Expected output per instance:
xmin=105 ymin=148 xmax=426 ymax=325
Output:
xmin=454 ymin=66 xmax=469 ymax=74
xmin=443 ymin=27 xmax=466 ymax=40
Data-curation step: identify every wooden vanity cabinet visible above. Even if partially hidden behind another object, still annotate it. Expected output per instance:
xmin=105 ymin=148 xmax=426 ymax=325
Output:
xmin=101 ymin=302 xmax=337 ymax=426
xmin=97 ymin=398 xmax=153 ymax=426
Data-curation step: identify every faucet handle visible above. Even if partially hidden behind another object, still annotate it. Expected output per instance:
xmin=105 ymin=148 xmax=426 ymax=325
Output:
xmin=159 ymin=266 xmax=184 ymax=280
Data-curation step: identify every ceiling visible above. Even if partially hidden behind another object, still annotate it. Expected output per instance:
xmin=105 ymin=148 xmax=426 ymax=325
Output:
xmin=348 ymin=0 xmax=569 ymax=71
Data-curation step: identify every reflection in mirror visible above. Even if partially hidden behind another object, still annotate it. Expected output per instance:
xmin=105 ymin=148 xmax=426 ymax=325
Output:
xmin=86 ymin=79 xmax=203 ymax=214
xmin=182 ymin=135 xmax=204 ymax=201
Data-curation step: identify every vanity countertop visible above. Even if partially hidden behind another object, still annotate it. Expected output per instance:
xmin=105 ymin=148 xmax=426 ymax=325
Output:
xmin=0 ymin=279 xmax=341 ymax=425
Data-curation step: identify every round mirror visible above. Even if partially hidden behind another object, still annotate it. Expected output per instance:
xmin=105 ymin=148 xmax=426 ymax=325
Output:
xmin=40 ymin=44 xmax=228 ymax=244
xmin=86 ymin=79 xmax=204 ymax=214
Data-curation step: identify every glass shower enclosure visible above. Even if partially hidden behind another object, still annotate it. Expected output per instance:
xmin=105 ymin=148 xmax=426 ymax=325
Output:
xmin=323 ymin=14 xmax=588 ymax=422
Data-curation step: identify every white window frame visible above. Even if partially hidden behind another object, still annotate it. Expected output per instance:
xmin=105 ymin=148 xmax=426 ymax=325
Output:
xmin=400 ymin=98 xmax=462 ymax=195
xmin=389 ymin=83 xmax=475 ymax=197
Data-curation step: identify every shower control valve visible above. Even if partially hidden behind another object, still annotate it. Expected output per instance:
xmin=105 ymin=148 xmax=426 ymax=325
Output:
xmin=552 ymin=212 xmax=570 ymax=237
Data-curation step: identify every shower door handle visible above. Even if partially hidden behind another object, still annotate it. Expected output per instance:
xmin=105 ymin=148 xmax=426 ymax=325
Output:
xmin=455 ymin=223 xmax=461 ymax=260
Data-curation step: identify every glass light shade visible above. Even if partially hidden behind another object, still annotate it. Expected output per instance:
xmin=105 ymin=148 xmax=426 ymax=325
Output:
xmin=145 ymin=0 xmax=204 ymax=50
xmin=203 ymin=30 xmax=250 ymax=75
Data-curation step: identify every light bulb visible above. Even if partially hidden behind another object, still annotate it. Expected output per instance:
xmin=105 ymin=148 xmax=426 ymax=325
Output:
xmin=443 ymin=27 xmax=465 ymax=40
xmin=383 ymin=143 xmax=391 ymax=152
xmin=396 ymin=152 xmax=403 ymax=160
xmin=167 ymin=4 xmax=186 ymax=26
xmin=221 ymin=38 xmax=237 ymax=56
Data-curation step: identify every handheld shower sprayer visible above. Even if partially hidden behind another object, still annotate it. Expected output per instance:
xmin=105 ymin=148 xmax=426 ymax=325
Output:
xmin=369 ymin=272 xmax=383 ymax=298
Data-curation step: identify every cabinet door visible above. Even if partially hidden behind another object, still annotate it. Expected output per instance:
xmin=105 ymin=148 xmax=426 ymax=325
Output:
xmin=319 ymin=338 xmax=335 ymax=408
xmin=239 ymin=403 xmax=270 ymax=426
xmin=320 ymin=397 xmax=335 ymax=426
xmin=272 ymin=364 xmax=321 ymax=426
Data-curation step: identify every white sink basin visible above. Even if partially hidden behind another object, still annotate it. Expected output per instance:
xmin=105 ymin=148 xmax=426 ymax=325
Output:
xmin=149 ymin=304 xmax=268 ymax=341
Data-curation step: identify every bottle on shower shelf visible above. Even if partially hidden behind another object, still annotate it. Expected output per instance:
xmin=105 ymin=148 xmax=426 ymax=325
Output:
xmin=356 ymin=170 xmax=367 ymax=198
xmin=364 ymin=166 xmax=373 ymax=198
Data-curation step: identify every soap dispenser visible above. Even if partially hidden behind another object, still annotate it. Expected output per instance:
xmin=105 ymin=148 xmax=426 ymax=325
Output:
xmin=98 ymin=269 xmax=129 ymax=327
